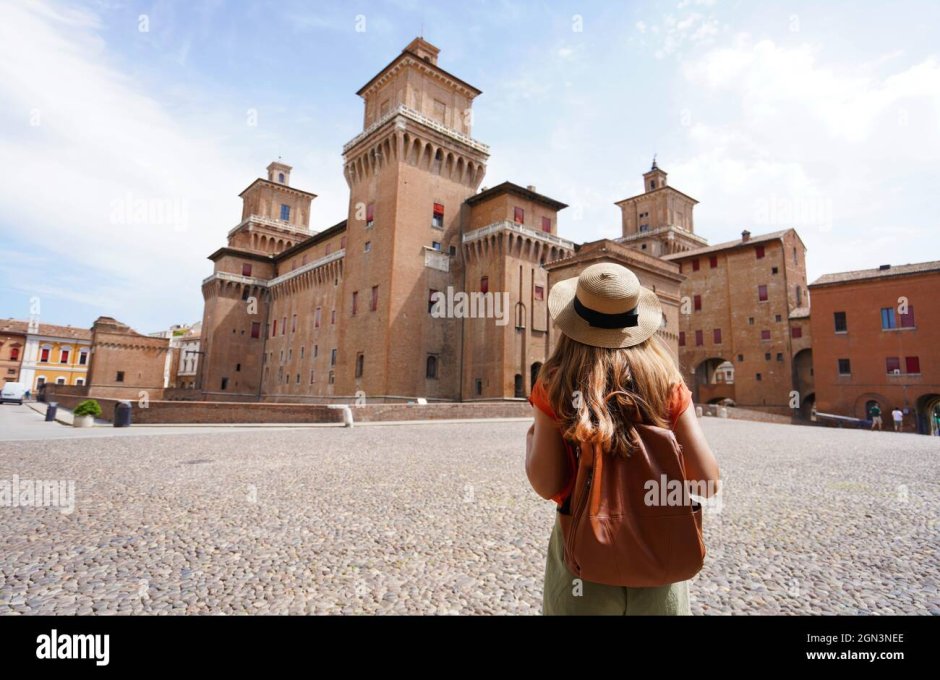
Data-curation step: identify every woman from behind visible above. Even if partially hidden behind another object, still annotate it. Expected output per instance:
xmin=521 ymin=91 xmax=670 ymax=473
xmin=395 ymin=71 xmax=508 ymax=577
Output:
xmin=525 ymin=262 xmax=720 ymax=615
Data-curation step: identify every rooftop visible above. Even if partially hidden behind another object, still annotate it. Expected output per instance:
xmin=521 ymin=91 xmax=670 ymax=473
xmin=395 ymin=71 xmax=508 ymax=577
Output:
xmin=810 ymin=260 xmax=940 ymax=287
xmin=465 ymin=181 xmax=568 ymax=211
xmin=0 ymin=319 xmax=92 ymax=340
xmin=662 ymin=229 xmax=797 ymax=260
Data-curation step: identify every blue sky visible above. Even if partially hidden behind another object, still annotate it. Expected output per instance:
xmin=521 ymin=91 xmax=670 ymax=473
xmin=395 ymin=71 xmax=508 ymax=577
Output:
xmin=1 ymin=0 xmax=938 ymax=332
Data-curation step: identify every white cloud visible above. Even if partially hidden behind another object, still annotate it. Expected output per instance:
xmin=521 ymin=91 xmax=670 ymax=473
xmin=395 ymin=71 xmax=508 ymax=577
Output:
xmin=0 ymin=1 xmax=253 ymax=330
xmin=674 ymin=33 xmax=940 ymax=279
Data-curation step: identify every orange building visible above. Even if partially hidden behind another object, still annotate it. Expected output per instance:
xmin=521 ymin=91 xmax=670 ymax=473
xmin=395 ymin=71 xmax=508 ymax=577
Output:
xmin=808 ymin=261 xmax=940 ymax=434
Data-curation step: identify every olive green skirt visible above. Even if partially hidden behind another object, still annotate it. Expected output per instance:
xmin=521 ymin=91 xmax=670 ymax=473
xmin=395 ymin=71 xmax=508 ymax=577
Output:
xmin=542 ymin=513 xmax=691 ymax=615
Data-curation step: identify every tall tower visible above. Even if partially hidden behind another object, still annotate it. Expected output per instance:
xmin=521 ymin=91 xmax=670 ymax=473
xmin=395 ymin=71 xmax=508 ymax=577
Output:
xmin=336 ymin=37 xmax=490 ymax=399
xmin=198 ymin=161 xmax=317 ymax=398
xmin=615 ymin=159 xmax=706 ymax=256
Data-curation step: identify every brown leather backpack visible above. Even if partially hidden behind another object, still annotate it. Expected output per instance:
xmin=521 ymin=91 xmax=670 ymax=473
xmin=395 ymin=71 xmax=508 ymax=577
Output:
xmin=557 ymin=423 xmax=705 ymax=588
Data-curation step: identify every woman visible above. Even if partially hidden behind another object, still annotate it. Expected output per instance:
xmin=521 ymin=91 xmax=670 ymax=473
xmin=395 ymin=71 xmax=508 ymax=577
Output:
xmin=525 ymin=262 xmax=720 ymax=615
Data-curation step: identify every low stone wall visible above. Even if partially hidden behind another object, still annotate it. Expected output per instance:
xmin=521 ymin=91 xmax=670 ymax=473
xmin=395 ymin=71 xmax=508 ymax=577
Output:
xmin=39 ymin=384 xmax=533 ymax=424
xmin=698 ymin=403 xmax=797 ymax=424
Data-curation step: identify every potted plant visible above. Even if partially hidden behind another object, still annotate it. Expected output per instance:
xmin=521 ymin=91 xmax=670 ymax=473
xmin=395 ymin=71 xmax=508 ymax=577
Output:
xmin=72 ymin=399 xmax=102 ymax=428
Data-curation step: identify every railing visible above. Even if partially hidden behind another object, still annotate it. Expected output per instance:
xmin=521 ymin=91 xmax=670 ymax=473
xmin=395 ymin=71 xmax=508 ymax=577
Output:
xmin=463 ymin=220 xmax=575 ymax=250
xmin=342 ymin=104 xmax=490 ymax=155
xmin=202 ymin=271 xmax=270 ymax=287
xmin=268 ymin=249 xmax=345 ymax=287
xmin=813 ymin=411 xmax=869 ymax=428
xmin=616 ymin=226 xmax=708 ymax=245
xmin=227 ymin=214 xmax=314 ymax=238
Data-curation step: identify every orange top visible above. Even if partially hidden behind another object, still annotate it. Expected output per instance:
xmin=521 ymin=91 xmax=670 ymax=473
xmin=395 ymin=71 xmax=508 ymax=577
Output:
xmin=528 ymin=379 xmax=693 ymax=505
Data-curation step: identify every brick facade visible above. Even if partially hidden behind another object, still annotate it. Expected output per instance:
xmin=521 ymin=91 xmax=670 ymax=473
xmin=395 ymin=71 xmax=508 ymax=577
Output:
xmin=808 ymin=262 xmax=940 ymax=433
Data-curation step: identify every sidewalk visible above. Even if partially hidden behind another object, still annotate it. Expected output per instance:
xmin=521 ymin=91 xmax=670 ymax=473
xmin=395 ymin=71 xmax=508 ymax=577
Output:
xmin=25 ymin=401 xmax=108 ymax=427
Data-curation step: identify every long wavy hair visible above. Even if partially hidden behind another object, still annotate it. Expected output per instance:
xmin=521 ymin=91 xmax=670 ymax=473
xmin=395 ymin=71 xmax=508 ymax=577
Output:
xmin=538 ymin=333 xmax=686 ymax=457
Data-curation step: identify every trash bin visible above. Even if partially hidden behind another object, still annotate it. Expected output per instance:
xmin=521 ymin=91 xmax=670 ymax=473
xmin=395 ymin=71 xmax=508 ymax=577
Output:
xmin=114 ymin=401 xmax=133 ymax=428
xmin=45 ymin=402 xmax=58 ymax=422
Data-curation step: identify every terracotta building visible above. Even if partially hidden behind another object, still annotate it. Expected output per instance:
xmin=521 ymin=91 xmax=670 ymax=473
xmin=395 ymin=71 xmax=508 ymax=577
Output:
xmin=808 ymin=261 xmax=940 ymax=434
xmin=0 ymin=320 xmax=27 ymax=385
xmin=85 ymin=316 xmax=177 ymax=399
xmin=197 ymin=38 xmax=815 ymax=407
xmin=198 ymin=38 xmax=611 ymax=402
xmin=615 ymin=162 xmax=813 ymax=414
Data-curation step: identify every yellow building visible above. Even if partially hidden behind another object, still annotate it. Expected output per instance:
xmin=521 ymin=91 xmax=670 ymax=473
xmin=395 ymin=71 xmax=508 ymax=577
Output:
xmin=12 ymin=321 xmax=93 ymax=390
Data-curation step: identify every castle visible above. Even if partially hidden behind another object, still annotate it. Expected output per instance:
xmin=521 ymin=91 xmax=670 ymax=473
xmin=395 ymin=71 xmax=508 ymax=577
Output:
xmin=197 ymin=38 xmax=812 ymax=409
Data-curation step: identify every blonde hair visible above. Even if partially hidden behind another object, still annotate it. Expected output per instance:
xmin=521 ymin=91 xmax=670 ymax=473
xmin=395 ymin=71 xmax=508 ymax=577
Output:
xmin=538 ymin=333 xmax=686 ymax=456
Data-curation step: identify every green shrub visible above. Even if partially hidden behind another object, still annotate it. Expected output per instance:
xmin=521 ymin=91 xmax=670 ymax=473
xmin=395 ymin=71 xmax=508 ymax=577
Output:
xmin=73 ymin=399 xmax=102 ymax=418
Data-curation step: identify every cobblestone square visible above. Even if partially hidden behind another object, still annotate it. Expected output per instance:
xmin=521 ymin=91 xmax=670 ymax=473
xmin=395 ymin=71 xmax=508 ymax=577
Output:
xmin=1 ymin=414 xmax=937 ymax=615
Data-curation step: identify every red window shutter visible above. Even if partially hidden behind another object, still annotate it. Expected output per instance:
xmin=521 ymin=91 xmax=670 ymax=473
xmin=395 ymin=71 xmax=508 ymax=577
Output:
xmin=433 ymin=202 xmax=444 ymax=215
xmin=534 ymin=285 xmax=544 ymax=301
xmin=899 ymin=305 xmax=915 ymax=328
xmin=272 ymin=320 xmax=277 ymax=336
xmin=709 ymin=256 xmax=718 ymax=268
xmin=906 ymin=356 xmax=920 ymax=373
xmin=513 ymin=207 xmax=524 ymax=224
xmin=678 ymin=332 xmax=686 ymax=347
xmin=541 ymin=216 xmax=551 ymax=232
xmin=791 ymin=326 xmax=802 ymax=339
xmin=756 ymin=245 xmax=765 ymax=259
xmin=761 ymin=330 xmax=771 ymax=340
xmin=366 ymin=203 xmax=374 ymax=221
xmin=480 ymin=276 xmax=489 ymax=294
xmin=886 ymin=357 xmax=901 ymax=373
xmin=242 ymin=263 xmax=252 ymax=277
xmin=713 ymin=329 xmax=722 ymax=344
xmin=692 ymin=259 xmax=700 ymax=271
xmin=693 ymin=295 xmax=702 ymax=311
xmin=695 ymin=330 xmax=703 ymax=346
xmin=251 ymin=322 xmax=260 ymax=339
xmin=758 ymin=285 xmax=768 ymax=301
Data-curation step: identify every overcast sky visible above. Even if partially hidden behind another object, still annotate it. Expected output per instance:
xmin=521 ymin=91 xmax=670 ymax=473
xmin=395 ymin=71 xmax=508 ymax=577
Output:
xmin=1 ymin=0 xmax=938 ymax=332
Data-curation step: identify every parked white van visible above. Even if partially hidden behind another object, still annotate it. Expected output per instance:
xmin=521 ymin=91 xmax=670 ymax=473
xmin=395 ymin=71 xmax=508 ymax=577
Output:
xmin=1 ymin=382 xmax=27 ymax=405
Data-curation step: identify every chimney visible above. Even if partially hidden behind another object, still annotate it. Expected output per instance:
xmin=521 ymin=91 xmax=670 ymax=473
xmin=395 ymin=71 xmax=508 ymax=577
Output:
xmin=741 ymin=230 xmax=751 ymax=242
xmin=879 ymin=264 xmax=891 ymax=270
xmin=526 ymin=185 xmax=537 ymax=192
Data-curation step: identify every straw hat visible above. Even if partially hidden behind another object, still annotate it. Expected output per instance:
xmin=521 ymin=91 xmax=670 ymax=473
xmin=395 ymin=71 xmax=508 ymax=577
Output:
xmin=548 ymin=262 xmax=662 ymax=349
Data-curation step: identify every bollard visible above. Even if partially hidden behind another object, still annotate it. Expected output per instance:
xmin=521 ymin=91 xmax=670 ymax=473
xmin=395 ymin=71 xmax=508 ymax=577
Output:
xmin=341 ymin=405 xmax=354 ymax=428
xmin=718 ymin=407 xmax=728 ymax=418
xmin=45 ymin=402 xmax=58 ymax=422
xmin=114 ymin=401 xmax=132 ymax=428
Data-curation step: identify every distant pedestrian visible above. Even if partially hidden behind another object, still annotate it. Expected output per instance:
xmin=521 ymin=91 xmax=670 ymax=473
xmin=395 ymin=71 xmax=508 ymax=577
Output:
xmin=891 ymin=407 xmax=903 ymax=432
xmin=934 ymin=410 xmax=940 ymax=436
xmin=24 ymin=389 xmax=30 ymax=401
xmin=869 ymin=403 xmax=882 ymax=431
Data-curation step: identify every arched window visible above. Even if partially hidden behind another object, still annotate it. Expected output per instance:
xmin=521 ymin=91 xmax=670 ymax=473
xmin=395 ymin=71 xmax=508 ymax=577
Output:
xmin=278 ymin=172 xmax=285 ymax=183
xmin=9 ymin=347 xmax=19 ymax=361
xmin=530 ymin=362 xmax=542 ymax=391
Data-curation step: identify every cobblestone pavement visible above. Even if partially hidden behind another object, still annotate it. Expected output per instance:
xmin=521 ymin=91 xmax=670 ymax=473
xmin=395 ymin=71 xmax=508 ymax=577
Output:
xmin=1 ymin=418 xmax=937 ymax=615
